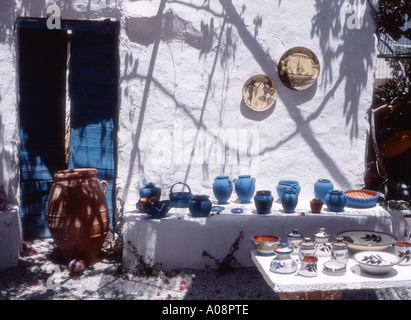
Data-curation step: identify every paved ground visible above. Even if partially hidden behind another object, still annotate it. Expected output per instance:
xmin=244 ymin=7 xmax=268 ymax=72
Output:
xmin=0 ymin=237 xmax=410 ymax=300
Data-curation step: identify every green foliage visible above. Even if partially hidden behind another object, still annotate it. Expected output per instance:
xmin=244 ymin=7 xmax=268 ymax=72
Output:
xmin=377 ymin=0 xmax=411 ymax=41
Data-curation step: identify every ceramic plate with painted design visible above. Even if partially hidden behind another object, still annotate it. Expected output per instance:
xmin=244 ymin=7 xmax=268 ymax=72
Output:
xmin=278 ymin=47 xmax=320 ymax=90
xmin=336 ymin=230 xmax=396 ymax=251
xmin=242 ymin=74 xmax=277 ymax=112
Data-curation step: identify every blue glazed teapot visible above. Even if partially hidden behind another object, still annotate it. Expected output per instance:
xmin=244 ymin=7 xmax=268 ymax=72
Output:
xmin=169 ymin=182 xmax=193 ymax=208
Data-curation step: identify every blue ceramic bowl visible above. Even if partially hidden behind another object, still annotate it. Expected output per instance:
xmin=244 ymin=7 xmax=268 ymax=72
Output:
xmin=344 ymin=190 xmax=379 ymax=208
xmin=139 ymin=200 xmax=173 ymax=218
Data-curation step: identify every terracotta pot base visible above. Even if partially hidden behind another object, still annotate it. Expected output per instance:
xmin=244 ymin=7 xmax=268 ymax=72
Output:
xmin=279 ymin=290 xmax=343 ymax=300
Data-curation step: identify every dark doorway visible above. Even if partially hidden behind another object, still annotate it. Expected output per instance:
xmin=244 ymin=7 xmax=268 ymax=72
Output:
xmin=17 ymin=18 xmax=119 ymax=238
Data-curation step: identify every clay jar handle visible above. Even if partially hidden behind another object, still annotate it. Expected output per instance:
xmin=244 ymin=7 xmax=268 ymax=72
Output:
xmin=100 ymin=180 xmax=109 ymax=195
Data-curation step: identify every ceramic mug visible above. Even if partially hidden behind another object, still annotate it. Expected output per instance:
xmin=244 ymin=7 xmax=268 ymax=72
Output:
xmin=394 ymin=241 xmax=411 ymax=265
xmin=298 ymin=255 xmax=318 ymax=277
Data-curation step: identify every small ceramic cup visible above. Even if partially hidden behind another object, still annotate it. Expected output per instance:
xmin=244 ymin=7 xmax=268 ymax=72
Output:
xmin=394 ymin=241 xmax=411 ymax=266
xmin=298 ymin=255 xmax=318 ymax=277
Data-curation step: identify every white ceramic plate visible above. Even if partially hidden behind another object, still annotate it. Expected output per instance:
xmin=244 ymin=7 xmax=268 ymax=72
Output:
xmin=354 ymin=251 xmax=400 ymax=275
xmin=336 ymin=230 xmax=396 ymax=251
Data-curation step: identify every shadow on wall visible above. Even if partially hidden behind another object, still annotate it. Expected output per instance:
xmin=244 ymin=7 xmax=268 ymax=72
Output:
xmin=122 ymin=0 xmax=376 ymax=199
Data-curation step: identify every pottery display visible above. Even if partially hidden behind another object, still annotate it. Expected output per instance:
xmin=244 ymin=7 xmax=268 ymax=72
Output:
xmin=281 ymin=189 xmax=298 ymax=213
xmin=189 ymin=194 xmax=212 ymax=217
xmin=314 ymin=179 xmax=333 ymax=203
xmin=324 ymin=190 xmax=347 ymax=212
xmin=169 ymin=182 xmax=193 ymax=208
xmin=269 ymin=243 xmax=297 ymax=274
xmin=336 ymin=230 xmax=397 ymax=251
xmin=310 ymin=198 xmax=323 ymax=213
xmin=254 ymin=190 xmax=274 ymax=214
xmin=47 ymin=168 xmax=109 ymax=266
xmin=212 ymin=176 xmax=233 ymax=204
xmin=0 ymin=184 xmax=7 ymax=210
xmin=233 ymin=175 xmax=256 ymax=203
xmin=298 ymin=237 xmax=316 ymax=260
xmin=276 ymin=180 xmax=300 ymax=199
xmin=393 ymin=241 xmax=411 ymax=265
xmin=139 ymin=182 xmax=161 ymax=201
xmin=354 ymin=251 xmax=400 ymax=275
xmin=287 ymin=229 xmax=303 ymax=254
xmin=298 ymin=255 xmax=318 ymax=277
xmin=331 ymin=237 xmax=349 ymax=264
xmin=251 ymin=235 xmax=280 ymax=255
xmin=313 ymin=227 xmax=331 ymax=258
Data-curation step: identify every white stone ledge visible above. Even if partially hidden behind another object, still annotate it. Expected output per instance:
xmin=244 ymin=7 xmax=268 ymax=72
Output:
xmin=0 ymin=205 xmax=22 ymax=271
xmin=122 ymin=200 xmax=393 ymax=270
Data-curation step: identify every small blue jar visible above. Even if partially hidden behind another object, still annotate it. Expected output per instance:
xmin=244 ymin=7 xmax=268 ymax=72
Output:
xmin=139 ymin=182 xmax=161 ymax=201
xmin=254 ymin=190 xmax=274 ymax=214
xmin=325 ymin=190 xmax=347 ymax=212
xmin=189 ymin=194 xmax=212 ymax=217
xmin=281 ymin=189 xmax=298 ymax=213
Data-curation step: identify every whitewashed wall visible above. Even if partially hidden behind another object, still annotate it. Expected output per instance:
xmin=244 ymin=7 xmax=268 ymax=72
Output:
xmin=0 ymin=0 xmax=378 ymax=224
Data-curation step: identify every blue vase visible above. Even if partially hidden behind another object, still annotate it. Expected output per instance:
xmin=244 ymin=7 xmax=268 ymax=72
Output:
xmin=281 ymin=189 xmax=298 ymax=213
xmin=254 ymin=190 xmax=274 ymax=214
xmin=325 ymin=190 xmax=347 ymax=212
xmin=314 ymin=179 xmax=333 ymax=203
xmin=212 ymin=176 xmax=233 ymax=204
xmin=234 ymin=175 xmax=256 ymax=203
xmin=276 ymin=180 xmax=300 ymax=199
xmin=189 ymin=194 xmax=212 ymax=217
xmin=140 ymin=182 xmax=161 ymax=201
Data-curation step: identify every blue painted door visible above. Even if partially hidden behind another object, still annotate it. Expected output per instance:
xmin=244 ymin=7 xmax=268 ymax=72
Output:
xmin=17 ymin=19 xmax=119 ymax=238
xmin=18 ymin=24 xmax=67 ymax=238
xmin=67 ymin=26 xmax=119 ymax=228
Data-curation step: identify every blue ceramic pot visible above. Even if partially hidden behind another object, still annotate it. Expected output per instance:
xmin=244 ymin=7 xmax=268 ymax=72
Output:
xmin=212 ymin=176 xmax=233 ymax=204
xmin=189 ymin=194 xmax=212 ymax=217
xmin=254 ymin=190 xmax=274 ymax=214
xmin=234 ymin=175 xmax=256 ymax=203
xmin=140 ymin=182 xmax=161 ymax=201
xmin=276 ymin=180 xmax=300 ymax=199
xmin=314 ymin=179 xmax=333 ymax=203
xmin=281 ymin=189 xmax=298 ymax=213
xmin=325 ymin=190 xmax=347 ymax=212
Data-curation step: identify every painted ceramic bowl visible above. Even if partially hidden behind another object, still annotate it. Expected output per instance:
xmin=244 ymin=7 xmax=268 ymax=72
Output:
xmin=251 ymin=235 xmax=280 ymax=255
xmin=354 ymin=251 xmax=400 ymax=275
xmin=344 ymin=190 xmax=379 ymax=208
xmin=336 ymin=230 xmax=396 ymax=251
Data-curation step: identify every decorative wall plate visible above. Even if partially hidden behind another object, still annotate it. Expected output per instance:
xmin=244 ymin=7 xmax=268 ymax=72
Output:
xmin=278 ymin=47 xmax=320 ymax=90
xmin=242 ymin=74 xmax=277 ymax=112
